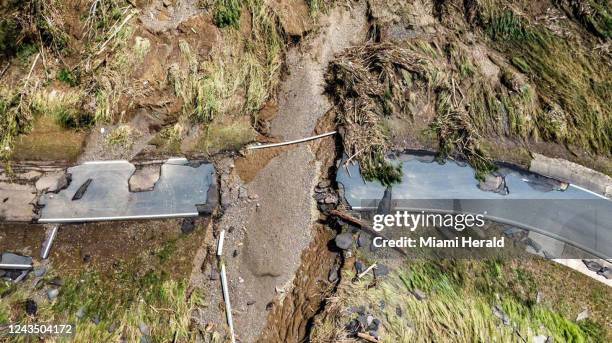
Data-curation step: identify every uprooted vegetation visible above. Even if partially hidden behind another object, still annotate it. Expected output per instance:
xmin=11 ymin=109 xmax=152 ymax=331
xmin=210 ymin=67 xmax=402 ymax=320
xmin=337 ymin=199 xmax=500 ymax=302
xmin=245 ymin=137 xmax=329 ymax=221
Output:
xmin=1 ymin=0 xmax=290 ymax=162
xmin=327 ymin=0 xmax=611 ymax=183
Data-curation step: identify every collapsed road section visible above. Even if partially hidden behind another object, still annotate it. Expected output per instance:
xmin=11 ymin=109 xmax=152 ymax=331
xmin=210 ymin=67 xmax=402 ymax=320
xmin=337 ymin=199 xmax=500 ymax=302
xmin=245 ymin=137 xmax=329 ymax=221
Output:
xmin=38 ymin=158 xmax=216 ymax=223
xmin=337 ymin=153 xmax=612 ymax=260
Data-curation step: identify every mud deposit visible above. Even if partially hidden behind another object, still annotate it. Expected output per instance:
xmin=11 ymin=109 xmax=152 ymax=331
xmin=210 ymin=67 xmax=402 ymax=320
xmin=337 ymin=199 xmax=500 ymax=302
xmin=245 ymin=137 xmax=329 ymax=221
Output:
xmin=258 ymin=225 xmax=339 ymax=342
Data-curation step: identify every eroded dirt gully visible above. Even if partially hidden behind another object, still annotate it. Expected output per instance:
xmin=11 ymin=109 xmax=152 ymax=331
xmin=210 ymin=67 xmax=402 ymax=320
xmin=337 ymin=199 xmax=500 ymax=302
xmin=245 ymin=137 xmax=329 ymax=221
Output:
xmin=192 ymin=3 xmax=369 ymax=342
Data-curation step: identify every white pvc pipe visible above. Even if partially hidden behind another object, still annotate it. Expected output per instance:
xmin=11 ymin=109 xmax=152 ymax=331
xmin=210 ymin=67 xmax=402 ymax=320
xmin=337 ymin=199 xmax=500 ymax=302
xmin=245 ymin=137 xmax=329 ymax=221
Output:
xmin=41 ymin=225 xmax=58 ymax=259
xmin=220 ymin=263 xmax=236 ymax=343
xmin=246 ymin=131 xmax=337 ymax=150
xmin=217 ymin=230 xmax=225 ymax=256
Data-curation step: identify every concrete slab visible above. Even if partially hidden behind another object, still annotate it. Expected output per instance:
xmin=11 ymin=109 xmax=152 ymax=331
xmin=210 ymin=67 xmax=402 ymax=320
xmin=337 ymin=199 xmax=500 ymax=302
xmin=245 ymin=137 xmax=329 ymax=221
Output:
xmin=38 ymin=158 xmax=215 ymax=222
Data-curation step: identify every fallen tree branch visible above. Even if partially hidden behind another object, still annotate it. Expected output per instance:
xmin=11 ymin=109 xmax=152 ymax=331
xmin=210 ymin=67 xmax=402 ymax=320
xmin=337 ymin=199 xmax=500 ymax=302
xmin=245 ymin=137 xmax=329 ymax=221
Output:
xmin=357 ymin=332 xmax=380 ymax=342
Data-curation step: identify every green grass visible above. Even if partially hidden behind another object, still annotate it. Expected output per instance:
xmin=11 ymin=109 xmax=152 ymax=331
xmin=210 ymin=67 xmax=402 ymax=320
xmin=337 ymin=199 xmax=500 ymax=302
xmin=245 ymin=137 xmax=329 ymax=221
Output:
xmin=483 ymin=7 xmax=611 ymax=155
xmin=213 ymin=0 xmax=242 ymax=28
xmin=312 ymin=259 xmax=609 ymax=342
xmin=30 ymin=90 xmax=93 ymax=129
xmin=57 ymin=68 xmax=79 ymax=87
xmin=0 ymin=17 xmax=20 ymax=57
xmin=0 ymin=222 xmax=209 ymax=342
xmin=172 ymin=0 xmax=283 ymax=126
xmin=105 ymin=125 xmax=133 ymax=147
xmin=0 ymin=93 xmax=20 ymax=160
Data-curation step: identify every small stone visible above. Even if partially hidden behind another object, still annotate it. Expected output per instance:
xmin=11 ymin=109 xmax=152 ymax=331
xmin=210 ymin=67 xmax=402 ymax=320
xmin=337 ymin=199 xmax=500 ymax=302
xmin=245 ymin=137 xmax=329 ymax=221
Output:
xmin=238 ymin=187 xmax=248 ymax=199
xmin=533 ymin=335 xmax=550 ymax=343
xmin=25 ymin=299 xmax=37 ymax=315
xmin=266 ymin=302 xmax=274 ymax=311
xmin=379 ymin=299 xmax=385 ymax=310
xmin=367 ymin=318 xmax=380 ymax=331
xmin=181 ymin=218 xmax=196 ymax=234
xmin=354 ymin=260 xmax=365 ymax=275
xmin=139 ymin=321 xmax=150 ymax=336
xmin=411 ymin=288 xmax=427 ymax=301
xmin=107 ymin=322 xmax=117 ymax=333
xmin=576 ymin=309 xmax=588 ymax=321
xmin=317 ymin=180 xmax=331 ymax=188
xmin=140 ymin=336 xmax=152 ymax=343
xmin=91 ymin=314 xmax=100 ymax=324
xmin=314 ymin=192 xmax=326 ymax=202
xmin=247 ymin=300 xmax=256 ymax=306
xmin=318 ymin=203 xmax=335 ymax=212
xmin=503 ymin=227 xmax=523 ymax=237
xmin=582 ymin=260 xmax=602 ymax=272
xmin=373 ymin=264 xmax=389 ymax=278
xmin=48 ymin=277 xmax=64 ymax=286
xmin=334 ymin=233 xmax=353 ymax=250
xmin=357 ymin=314 xmax=367 ymax=328
xmin=232 ymin=250 xmax=239 ymax=258
xmin=492 ymin=305 xmax=511 ymax=326
xmin=328 ymin=265 xmax=339 ymax=283
xmin=357 ymin=233 xmax=370 ymax=248
xmin=345 ymin=319 xmax=360 ymax=334
xmin=478 ymin=174 xmax=504 ymax=192
xmin=323 ymin=194 xmax=338 ymax=204
xmin=33 ymin=266 xmax=46 ymax=277
xmin=76 ymin=306 xmax=86 ymax=319
xmin=395 ymin=305 xmax=403 ymax=317
xmin=47 ymin=288 xmax=59 ymax=300
xmin=209 ymin=269 xmax=219 ymax=281
xmin=536 ymin=291 xmax=542 ymax=304
xmin=598 ymin=267 xmax=612 ymax=279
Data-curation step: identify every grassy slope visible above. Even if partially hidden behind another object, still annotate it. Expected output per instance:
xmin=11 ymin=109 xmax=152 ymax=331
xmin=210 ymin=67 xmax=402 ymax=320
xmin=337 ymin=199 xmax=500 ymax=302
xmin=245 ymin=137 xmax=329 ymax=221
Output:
xmin=311 ymin=258 xmax=611 ymax=342
xmin=0 ymin=220 xmax=209 ymax=342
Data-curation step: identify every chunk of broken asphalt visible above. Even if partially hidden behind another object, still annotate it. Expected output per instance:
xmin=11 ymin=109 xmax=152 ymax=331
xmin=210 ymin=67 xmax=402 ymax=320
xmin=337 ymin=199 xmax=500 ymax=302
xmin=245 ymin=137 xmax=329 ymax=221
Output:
xmin=72 ymin=178 xmax=92 ymax=201
xmin=373 ymin=264 xmax=388 ymax=278
xmin=582 ymin=260 xmax=603 ymax=272
xmin=181 ymin=218 xmax=196 ymax=234
xmin=1 ymin=252 xmax=32 ymax=266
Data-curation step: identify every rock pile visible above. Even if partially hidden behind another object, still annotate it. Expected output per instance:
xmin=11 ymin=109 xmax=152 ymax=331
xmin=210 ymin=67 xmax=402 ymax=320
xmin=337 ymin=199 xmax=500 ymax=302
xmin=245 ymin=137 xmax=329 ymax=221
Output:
xmin=314 ymin=180 xmax=338 ymax=212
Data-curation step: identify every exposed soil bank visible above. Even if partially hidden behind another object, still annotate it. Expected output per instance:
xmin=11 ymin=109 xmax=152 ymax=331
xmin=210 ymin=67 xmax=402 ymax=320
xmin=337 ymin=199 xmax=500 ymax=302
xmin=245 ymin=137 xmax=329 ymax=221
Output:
xmin=192 ymin=2 xmax=368 ymax=342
